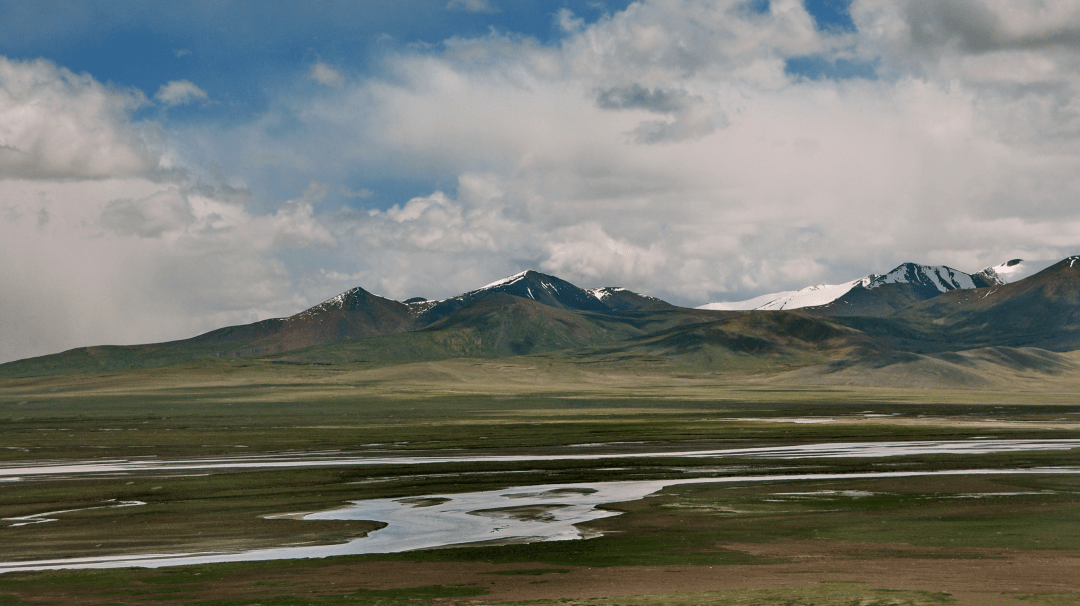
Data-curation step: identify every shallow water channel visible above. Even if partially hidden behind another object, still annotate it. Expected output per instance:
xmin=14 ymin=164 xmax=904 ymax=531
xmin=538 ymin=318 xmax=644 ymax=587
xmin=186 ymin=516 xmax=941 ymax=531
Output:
xmin=2 ymin=439 xmax=1080 ymax=574
xmin=3 ymin=438 xmax=1080 ymax=480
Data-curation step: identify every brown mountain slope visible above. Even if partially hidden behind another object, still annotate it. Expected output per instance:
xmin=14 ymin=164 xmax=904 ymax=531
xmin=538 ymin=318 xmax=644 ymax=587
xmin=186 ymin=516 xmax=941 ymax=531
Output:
xmin=188 ymin=287 xmax=416 ymax=356
xmin=0 ymin=287 xmax=418 ymax=377
xmin=801 ymin=283 xmax=945 ymax=318
xmin=891 ymin=255 xmax=1080 ymax=351
xmin=778 ymin=346 xmax=1080 ymax=389
xmin=567 ymin=311 xmax=883 ymax=371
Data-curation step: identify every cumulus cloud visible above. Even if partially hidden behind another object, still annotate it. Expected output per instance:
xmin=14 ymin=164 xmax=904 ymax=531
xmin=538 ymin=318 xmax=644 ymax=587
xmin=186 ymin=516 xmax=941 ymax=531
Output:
xmin=155 ymin=79 xmax=208 ymax=106
xmin=901 ymin=0 xmax=1080 ymax=54
xmin=0 ymin=61 xmax=341 ymax=363
xmin=0 ymin=56 xmax=154 ymax=179
xmin=595 ymin=84 xmax=727 ymax=143
xmin=7 ymin=0 xmax=1080 ymax=363
xmin=556 ymin=8 xmax=585 ymax=34
xmin=217 ymin=0 xmax=1080 ymax=307
xmin=309 ymin=62 xmax=344 ymax=87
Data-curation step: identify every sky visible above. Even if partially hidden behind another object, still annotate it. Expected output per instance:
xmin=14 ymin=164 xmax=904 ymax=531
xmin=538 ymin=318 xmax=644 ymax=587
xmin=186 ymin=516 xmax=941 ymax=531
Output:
xmin=2 ymin=0 xmax=1080 ymax=363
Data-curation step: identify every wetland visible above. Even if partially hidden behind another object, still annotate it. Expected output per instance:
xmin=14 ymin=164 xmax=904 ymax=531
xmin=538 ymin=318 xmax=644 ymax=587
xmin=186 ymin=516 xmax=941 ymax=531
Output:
xmin=2 ymin=358 xmax=1080 ymax=605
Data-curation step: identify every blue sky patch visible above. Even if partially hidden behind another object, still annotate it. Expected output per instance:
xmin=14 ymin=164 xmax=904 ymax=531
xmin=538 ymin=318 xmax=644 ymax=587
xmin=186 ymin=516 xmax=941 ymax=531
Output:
xmin=785 ymin=55 xmax=876 ymax=80
xmin=803 ymin=0 xmax=856 ymax=32
xmin=0 ymin=1 xmax=633 ymax=121
xmin=744 ymin=0 xmax=771 ymax=15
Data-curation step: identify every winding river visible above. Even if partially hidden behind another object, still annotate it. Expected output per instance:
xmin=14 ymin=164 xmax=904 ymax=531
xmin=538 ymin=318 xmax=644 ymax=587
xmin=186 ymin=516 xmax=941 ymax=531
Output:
xmin=2 ymin=439 xmax=1079 ymax=574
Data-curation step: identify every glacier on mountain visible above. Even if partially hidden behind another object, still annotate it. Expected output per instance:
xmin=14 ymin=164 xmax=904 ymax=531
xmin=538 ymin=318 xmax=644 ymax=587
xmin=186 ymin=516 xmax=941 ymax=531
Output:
xmin=697 ymin=261 xmax=1026 ymax=312
xmin=698 ymin=281 xmax=864 ymax=311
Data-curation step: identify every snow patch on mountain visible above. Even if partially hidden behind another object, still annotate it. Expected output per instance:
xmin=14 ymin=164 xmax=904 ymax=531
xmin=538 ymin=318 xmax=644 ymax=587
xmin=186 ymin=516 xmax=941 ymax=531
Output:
xmin=404 ymin=299 xmax=439 ymax=315
xmin=291 ymin=287 xmax=364 ymax=320
xmin=697 ymin=262 xmax=1015 ymax=312
xmin=973 ymin=259 xmax=1021 ymax=286
xmin=698 ymin=279 xmax=866 ymax=311
xmin=285 ymin=286 xmax=407 ymax=322
xmin=587 ymin=287 xmax=628 ymax=301
xmin=696 ymin=291 xmax=786 ymax=312
xmin=482 ymin=271 xmax=529 ymax=289
xmin=865 ymin=264 xmax=975 ymax=292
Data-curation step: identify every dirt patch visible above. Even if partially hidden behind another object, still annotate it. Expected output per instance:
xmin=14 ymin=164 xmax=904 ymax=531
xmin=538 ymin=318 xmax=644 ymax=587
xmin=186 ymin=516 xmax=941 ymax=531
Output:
xmin=211 ymin=549 xmax=1080 ymax=605
xmin=10 ymin=543 xmax=1075 ymax=606
xmin=470 ymin=504 xmax=572 ymax=522
xmin=396 ymin=497 xmax=452 ymax=507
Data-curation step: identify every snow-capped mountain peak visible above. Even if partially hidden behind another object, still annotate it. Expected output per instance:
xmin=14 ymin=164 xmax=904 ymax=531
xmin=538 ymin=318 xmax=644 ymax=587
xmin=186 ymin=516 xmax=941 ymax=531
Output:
xmin=290 ymin=286 xmax=394 ymax=321
xmin=863 ymin=263 xmax=976 ymax=292
xmin=697 ymin=261 xmax=1017 ymax=312
xmin=413 ymin=270 xmax=611 ymax=323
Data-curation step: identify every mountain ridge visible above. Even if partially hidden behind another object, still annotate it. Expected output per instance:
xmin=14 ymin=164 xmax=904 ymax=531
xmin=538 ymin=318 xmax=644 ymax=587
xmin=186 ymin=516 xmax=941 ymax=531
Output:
xmin=3 ymin=257 xmax=1079 ymax=380
xmin=698 ymin=261 xmax=1015 ymax=312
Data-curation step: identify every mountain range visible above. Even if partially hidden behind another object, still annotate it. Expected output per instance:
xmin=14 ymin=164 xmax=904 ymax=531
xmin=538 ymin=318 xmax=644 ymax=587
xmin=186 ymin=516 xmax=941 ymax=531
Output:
xmin=3 ymin=257 xmax=1080 ymax=385
xmin=697 ymin=260 xmax=1025 ymax=312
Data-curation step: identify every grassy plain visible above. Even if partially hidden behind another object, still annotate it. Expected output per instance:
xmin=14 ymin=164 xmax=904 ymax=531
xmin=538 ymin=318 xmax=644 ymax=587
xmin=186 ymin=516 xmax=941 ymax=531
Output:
xmin=1 ymin=355 xmax=1080 ymax=605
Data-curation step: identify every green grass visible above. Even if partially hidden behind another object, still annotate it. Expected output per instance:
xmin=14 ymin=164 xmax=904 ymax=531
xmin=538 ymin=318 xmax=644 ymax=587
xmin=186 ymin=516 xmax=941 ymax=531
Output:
xmin=1017 ymin=594 xmax=1080 ymax=605
xmin=632 ymin=473 xmax=1080 ymax=552
xmin=2 ymin=360 xmax=1078 ymax=462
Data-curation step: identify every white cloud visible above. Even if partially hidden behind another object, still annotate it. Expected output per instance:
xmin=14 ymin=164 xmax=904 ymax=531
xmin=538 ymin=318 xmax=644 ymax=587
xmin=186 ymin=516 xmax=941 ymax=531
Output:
xmin=7 ymin=0 xmax=1080 ymax=362
xmin=0 ymin=176 xmax=340 ymax=363
xmin=557 ymin=8 xmax=585 ymax=33
xmin=309 ymin=62 xmax=344 ymax=87
xmin=228 ymin=0 xmax=1080 ymax=307
xmin=0 ymin=61 xmax=343 ymax=363
xmin=0 ymin=56 xmax=154 ymax=179
xmin=446 ymin=0 xmax=500 ymax=14
xmin=101 ymin=189 xmax=195 ymax=238
xmin=155 ymin=79 xmax=208 ymax=106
